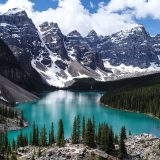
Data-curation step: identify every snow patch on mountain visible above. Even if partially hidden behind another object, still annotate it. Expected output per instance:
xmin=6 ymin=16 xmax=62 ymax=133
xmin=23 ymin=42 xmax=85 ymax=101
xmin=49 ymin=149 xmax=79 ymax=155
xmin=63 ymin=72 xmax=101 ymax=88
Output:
xmin=3 ymin=8 xmax=24 ymax=16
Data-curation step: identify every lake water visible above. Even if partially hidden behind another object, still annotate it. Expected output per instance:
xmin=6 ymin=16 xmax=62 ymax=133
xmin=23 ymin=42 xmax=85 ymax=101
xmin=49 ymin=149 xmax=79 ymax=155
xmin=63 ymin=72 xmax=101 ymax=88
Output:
xmin=8 ymin=90 xmax=160 ymax=141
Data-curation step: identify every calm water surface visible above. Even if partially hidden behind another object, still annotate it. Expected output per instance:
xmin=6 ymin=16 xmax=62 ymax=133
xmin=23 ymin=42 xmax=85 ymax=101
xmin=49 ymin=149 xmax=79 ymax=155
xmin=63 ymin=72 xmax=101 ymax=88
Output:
xmin=8 ymin=90 xmax=160 ymax=141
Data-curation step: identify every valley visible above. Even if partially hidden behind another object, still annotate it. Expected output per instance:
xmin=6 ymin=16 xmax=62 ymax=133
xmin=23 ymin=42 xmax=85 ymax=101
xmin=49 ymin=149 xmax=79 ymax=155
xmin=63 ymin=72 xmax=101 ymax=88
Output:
xmin=0 ymin=7 xmax=160 ymax=160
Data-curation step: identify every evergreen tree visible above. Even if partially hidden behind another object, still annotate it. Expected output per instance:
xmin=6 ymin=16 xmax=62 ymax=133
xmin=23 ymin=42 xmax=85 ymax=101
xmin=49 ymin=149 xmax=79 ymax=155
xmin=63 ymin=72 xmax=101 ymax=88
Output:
xmin=92 ymin=116 xmax=95 ymax=141
xmin=121 ymin=126 xmax=127 ymax=140
xmin=32 ymin=122 xmax=36 ymax=145
xmin=12 ymin=139 xmax=16 ymax=151
xmin=118 ymin=127 xmax=127 ymax=159
xmin=37 ymin=147 xmax=42 ymax=157
xmin=19 ymin=111 xmax=24 ymax=127
xmin=0 ymin=131 xmax=4 ymax=154
xmin=76 ymin=115 xmax=80 ymax=142
xmin=114 ymin=134 xmax=119 ymax=144
xmin=57 ymin=119 xmax=65 ymax=147
xmin=107 ymin=127 xmax=115 ymax=152
xmin=35 ymin=126 xmax=39 ymax=146
xmin=31 ymin=154 xmax=35 ymax=160
xmin=11 ymin=152 xmax=17 ymax=160
xmin=30 ymin=132 xmax=33 ymax=145
xmin=49 ymin=122 xmax=55 ymax=145
xmin=85 ymin=118 xmax=95 ymax=148
xmin=4 ymin=131 xmax=8 ymax=151
xmin=40 ymin=125 xmax=47 ymax=146
xmin=129 ymin=130 xmax=132 ymax=136
xmin=100 ymin=84 xmax=160 ymax=119
xmin=72 ymin=117 xmax=77 ymax=144
xmin=97 ymin=123 xmax=101 ymax=145
xmin=82 ymin=116 xmax=85 ymax=141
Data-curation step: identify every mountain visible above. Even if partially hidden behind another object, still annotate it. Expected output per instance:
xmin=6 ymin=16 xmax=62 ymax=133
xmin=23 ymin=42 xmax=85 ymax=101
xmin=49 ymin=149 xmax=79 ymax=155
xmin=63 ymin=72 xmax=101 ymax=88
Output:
xmin=0 ymin=8 xmax=160 ymax=88
xmin=0 ymin=38 xmax=53 ymax=93
xmin=0 ymin=74 xmax=38 ymax=104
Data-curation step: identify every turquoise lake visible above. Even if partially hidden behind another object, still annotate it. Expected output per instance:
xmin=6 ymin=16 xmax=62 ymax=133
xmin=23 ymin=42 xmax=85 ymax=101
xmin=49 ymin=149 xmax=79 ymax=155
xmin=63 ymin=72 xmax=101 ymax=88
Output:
xmin=8 ymin=90 xmax=160 ymax=141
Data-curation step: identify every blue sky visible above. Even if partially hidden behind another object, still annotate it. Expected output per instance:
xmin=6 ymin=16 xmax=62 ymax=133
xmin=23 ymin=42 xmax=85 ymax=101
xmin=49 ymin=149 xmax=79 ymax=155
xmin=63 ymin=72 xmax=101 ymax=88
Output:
xmin=0 ymin=0 xmax=160 ymax=36
xmin=26 ymin=0 xmax=160 ymax=35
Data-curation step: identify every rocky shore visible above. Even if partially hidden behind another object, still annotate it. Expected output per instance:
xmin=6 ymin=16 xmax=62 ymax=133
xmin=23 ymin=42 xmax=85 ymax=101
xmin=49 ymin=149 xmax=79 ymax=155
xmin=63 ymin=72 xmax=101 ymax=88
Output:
xmin=17 ymin=144 xmax=117 ymax=160
xmin=0 ymin=116 xmax=28 ymax=131
xmin=15 ymin=134 xmax=160 ymax=160
xmin=125 ymin=133 xmax=160 ymax=160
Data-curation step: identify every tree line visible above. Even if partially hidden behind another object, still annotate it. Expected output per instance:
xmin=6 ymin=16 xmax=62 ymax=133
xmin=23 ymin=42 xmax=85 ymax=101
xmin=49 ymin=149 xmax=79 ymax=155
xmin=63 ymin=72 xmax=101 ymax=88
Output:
xmin=0 ymin=116 xmax=128 ymax=159
xmin=0 ymin=106 xmax=18 ymax=119
xmin=0 ymin=105 xmax=24 ymax=128
xmin=100 ymin=85 xmax=160 ymax=118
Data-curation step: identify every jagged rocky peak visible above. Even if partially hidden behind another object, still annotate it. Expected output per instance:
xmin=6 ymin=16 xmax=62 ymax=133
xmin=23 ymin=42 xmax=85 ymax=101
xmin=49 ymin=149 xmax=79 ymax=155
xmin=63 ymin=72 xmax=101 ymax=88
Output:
xmin=87 ymin=30 xmax=98 ymax=37
xmin=39 ymin=21 xmax=61 ymax=33
xmin=0 ymin=8 xmax=33 ymax=27
xmin=3 ymin=8 xmax=27 ymax=16
xmin=111 ymin=24 xmax=149 ymax=39
xmin=67 ymin=30 xmax=82 ymax=37
xmin=86 ymin=30 xmax=99 ymax=45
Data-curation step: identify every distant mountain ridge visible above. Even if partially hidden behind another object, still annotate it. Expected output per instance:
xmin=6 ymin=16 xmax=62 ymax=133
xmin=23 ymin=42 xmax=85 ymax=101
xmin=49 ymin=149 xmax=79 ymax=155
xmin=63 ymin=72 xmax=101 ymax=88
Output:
xmin=0 ymin=8 xmax=160 ymax=87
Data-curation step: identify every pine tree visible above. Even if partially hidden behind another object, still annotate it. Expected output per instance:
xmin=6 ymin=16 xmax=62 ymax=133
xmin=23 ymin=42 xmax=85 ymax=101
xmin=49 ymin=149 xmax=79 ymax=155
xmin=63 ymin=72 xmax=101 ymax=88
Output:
xmin=0 ymin=131 xmax=4 ymax=153
xmin=114 ymin=134 xmax=119 ymax=144
xmin=37 ymin=147 xmax=41 ymax=157
xmin=57 ymin=119 xmax=65 ymax=147
xmin=40 ymin=125 xmax=47 ymax=146
xmin=76 ymin=115 xmax=80 ymax=142
xmin=107 ymin=127 xmax=115 ymax=152
xmin=30 ymin=132 xmax=33 ymax=145
xmin=92 ymin=116 xmax=95 ymax=141
xmin=82 ymin=116 xmax=85 ymax=142
xmin=49 ymin=122 xmax=55 ymax=145
xmin=129 ymin=130 xmax=132 ymax=136
xmin=31 ymin=154 xmax=35 ymax=160
xmin=97 ymin=124 xmax=101 ymax=145
xmin=118 ymin=127 xmax=127 ymax=159
xmin=32 ymin=122 xmax=36 ymax=145
xmin=72 ymin=117 xmax=77 ymax=144
xmin=85 ymin=118 xmax=95 ymax=148
xmin=4 ymin=131 xmax=8 ymax=151
xmin=121 ymin=126 xmax=127 ymax=140
xmin=35 ymin=126 xmax=39 ymax=146
xmin=12 ymin=139 xmax=16 ymax=151
xmin=11 ymin=152 xmax=17 ymax=160
xmin=19 ymin=111 xmax=24 ymax=127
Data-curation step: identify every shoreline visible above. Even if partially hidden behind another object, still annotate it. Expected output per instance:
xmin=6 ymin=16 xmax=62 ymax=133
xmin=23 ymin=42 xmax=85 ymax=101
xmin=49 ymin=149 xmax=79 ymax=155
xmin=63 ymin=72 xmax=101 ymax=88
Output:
xmin=0 ymin=116 xmax=29 ymax=132
xmin=100 ymin=102 xmax=160 ymax=121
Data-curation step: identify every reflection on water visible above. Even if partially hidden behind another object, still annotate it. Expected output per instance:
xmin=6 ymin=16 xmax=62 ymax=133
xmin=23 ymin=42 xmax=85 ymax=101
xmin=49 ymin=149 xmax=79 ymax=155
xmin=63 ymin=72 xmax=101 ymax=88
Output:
xmin=8 ymin=90 xmax=160 ymax=141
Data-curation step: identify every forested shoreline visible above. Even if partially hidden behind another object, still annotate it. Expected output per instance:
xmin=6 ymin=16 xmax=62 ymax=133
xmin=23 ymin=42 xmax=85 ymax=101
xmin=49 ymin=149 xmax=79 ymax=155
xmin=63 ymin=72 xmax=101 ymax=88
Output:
xmin=0 ymin=116 xmax=127 ymax=160
xmin=100 ymin=84 xmax=160 ymax=119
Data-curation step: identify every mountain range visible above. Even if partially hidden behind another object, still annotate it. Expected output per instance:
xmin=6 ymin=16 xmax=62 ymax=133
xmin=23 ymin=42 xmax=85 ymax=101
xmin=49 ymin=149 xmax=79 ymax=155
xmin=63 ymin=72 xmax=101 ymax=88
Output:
xmin=0 ymin=8 xmax=160 ymax=89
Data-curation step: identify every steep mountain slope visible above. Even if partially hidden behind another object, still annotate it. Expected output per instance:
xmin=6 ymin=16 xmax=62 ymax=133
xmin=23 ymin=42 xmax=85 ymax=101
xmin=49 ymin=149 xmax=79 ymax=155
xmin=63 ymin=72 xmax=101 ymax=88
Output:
xmin=0 ymin=8 xmax=160 ymax=88
xmin=98 ymin=25 xmax=159 ymax=67
xmin=0 ymin=74 xmax=38 ymax=104
xmin=0 ymin=38 xmax=53 ymax=92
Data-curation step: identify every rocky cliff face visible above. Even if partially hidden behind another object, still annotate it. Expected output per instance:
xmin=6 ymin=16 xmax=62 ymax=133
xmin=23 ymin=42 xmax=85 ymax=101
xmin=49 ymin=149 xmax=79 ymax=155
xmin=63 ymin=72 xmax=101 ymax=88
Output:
xmin=98 ymin=25 xmax=159 ymax=68
xmin=0 ymin=39 xmax=52 ymax=92
xmin=0 ymin=8 xmax=160 ymax=87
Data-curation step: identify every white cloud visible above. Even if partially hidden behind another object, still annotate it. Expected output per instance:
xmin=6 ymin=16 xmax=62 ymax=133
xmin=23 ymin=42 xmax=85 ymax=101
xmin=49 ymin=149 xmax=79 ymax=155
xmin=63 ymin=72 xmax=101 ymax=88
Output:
xmin=106 ymin=0 xmax=160 ymax=19
xmin=90 ymin=1 xmax=95 ymax=9
xmin=0 ymin=0 xmax=159 ymax=36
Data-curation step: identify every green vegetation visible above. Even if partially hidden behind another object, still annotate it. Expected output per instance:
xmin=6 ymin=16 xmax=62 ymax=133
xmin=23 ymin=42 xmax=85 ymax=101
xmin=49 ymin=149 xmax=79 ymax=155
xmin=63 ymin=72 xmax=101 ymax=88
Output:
xmin=100 ymin=83 xmax=160 ymax=118
xmin=57 ymin=119 xmax=65 ymax=147
xmin=0 ymin=116 xmax=128 ymax=159
xmin=118 ymin=127 xmax=127 ymax=159
xmin=0 ymin=105 xmax=18 ymax=120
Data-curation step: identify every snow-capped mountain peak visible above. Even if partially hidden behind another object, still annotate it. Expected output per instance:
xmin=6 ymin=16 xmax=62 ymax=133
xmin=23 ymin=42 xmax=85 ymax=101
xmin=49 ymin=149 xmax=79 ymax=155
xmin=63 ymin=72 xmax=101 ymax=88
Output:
xmin=0 ymin=9 xmax=160 ymax=88
xmin=87 ymin=30 xmax=98 ymax=37
xmin=67 ymin=30 xmax=82 ymax=38
xmin=3 ymin=8 xmax=26 ymax=16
